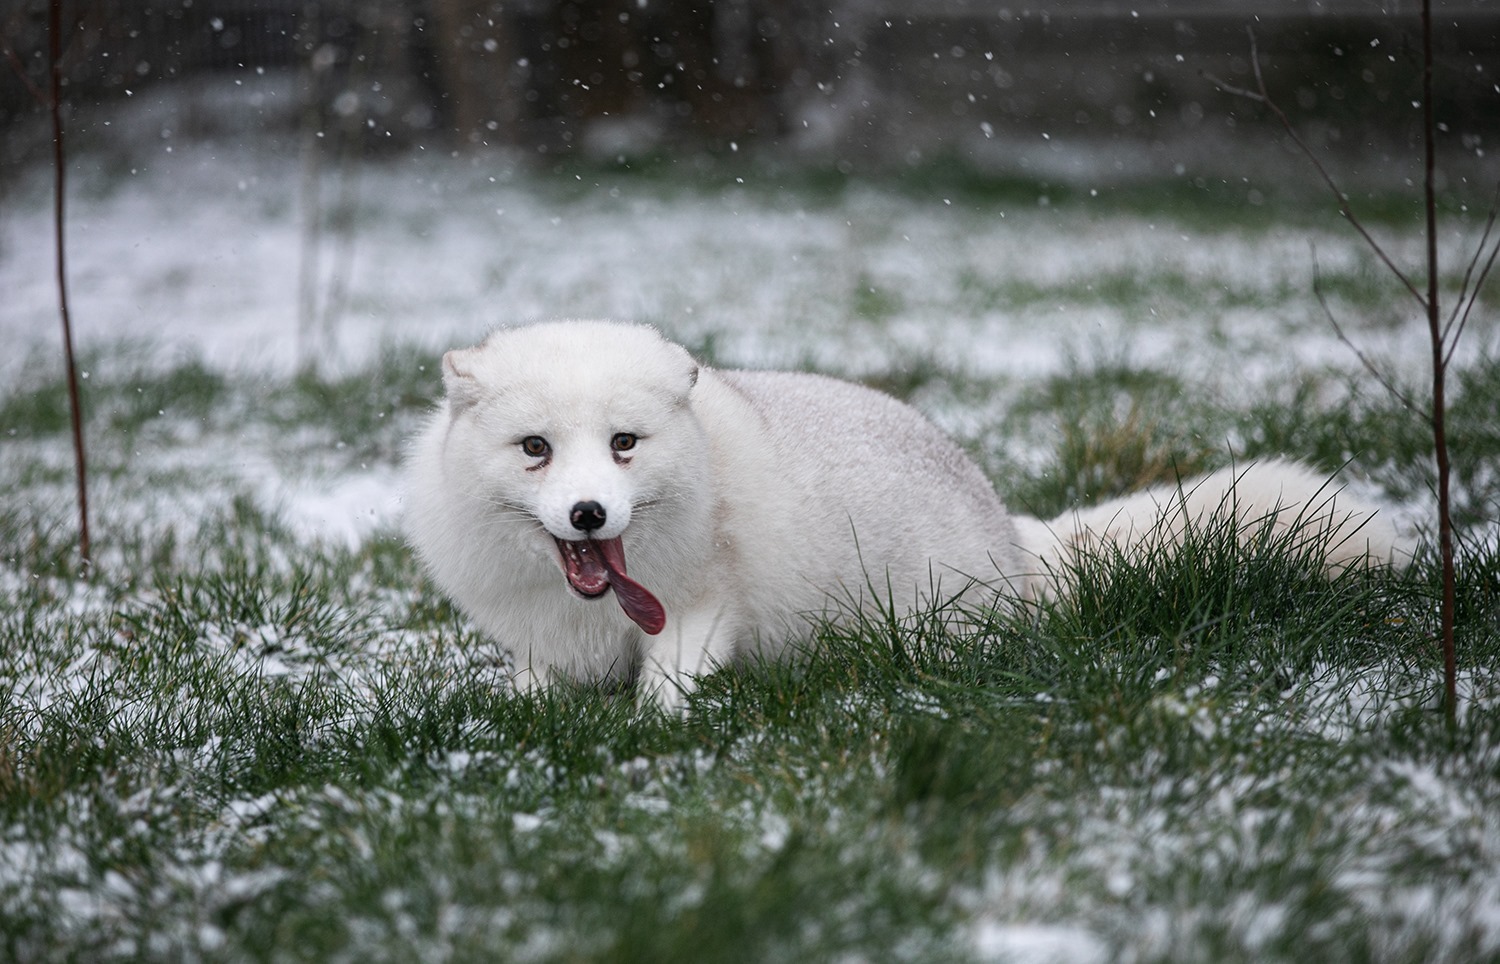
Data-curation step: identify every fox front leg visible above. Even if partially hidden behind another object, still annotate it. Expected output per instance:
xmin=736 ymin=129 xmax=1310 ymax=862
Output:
xmin=636 ymin=601 xmax=739 ymax=714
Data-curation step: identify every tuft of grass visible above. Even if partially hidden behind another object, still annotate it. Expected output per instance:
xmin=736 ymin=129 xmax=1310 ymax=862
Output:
xmin=272 ymin=346 xmax=442 ymax=464
xmin=0 ymin=346 xmax=226 ymax=443
xmin=983 ymin=351 xmax=1500 ymax=543
xmin=852 ymin=271 xmax=905 ymax=322
xmin=1233 ymin=353 xmax=1500 ymax=530
xmin=859 ymin=352 xmax=963 ymax=403
xmin=1034 ymin=496 xmax=1416 ymax=671
xmin=993 ymin=360 xmax=1217 ymax=518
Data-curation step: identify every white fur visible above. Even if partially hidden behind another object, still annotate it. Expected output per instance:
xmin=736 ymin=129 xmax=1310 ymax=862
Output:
xmin=403 ymin=321 xmax=1403 ymax=710
xmin=1014 ymin=459 xmax=1405 ymax=598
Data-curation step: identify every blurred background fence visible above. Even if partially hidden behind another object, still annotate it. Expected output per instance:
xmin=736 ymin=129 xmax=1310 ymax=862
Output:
xmin=2 ymin=0 xmax=1497 ymax=175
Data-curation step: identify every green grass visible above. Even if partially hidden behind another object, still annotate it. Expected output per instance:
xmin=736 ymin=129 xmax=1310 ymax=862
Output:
xmin=3 ymin=336 xmax=1500 ymax=958
xmin=4 ymin=494 xmax=1495 ymax=960
xmin=980 ymin=351 xmax=1500 ymax=528
xmin=269 ymin=347 xmax=442 ymax=465
xmin=0 ymin=346 xmax=226 ymax=443
xmin=950 ymin=262 xmax=1461 ymax=318
xmin=538 ymin=149 xmax=1483 ymax=232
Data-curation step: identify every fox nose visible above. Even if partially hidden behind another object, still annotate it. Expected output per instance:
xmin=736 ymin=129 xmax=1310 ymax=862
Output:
xmin=570 ymin=500 xmax=607 ymax=532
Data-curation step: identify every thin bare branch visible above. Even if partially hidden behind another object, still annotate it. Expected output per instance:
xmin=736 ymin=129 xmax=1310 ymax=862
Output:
xmin=1216 ymin=6 xmax=1461 ymax=729
xmin=1416 ymin=0 xmax=1457 ymax=729
xmin=1 ymin=33 xmax=48 ymax=105
xmin=1446 ymin=185 xmax=1499 ymax=327
xmin=1207 ymin=28 xmax=1428 ymax=310
xmin=1311 ymin=246 xmax=1425 ymax=416
xmin=48 ymin=0 xmax=90 ymax=571
xmin=1441 ymin=183 xmax=1500 ymax=366
xmin=1445 ymin=234 xmax=1500 ymax=369
xmin=1198 ymin=71 xmax=1263 ymax=104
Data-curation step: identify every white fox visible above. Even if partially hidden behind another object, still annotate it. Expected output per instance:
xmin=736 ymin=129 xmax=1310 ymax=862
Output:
xmin=403 ymin=320 xmax=1402 ymax=710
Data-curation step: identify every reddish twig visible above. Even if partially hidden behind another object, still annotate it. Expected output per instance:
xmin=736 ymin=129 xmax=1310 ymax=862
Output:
xmin=1419 ymin=0 xmax=1457 ymax=729
xmin=47 ymin=0 xmax=91 ymax=572
xmin=1211 ymin=13 xmax=1467 ymax=726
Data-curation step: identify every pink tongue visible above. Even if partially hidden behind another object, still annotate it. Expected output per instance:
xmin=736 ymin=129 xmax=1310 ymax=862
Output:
xmin=594 ymin=538 xmax=666 ymax=635
xmin=562 ymin=536 xmax=666 ymax=635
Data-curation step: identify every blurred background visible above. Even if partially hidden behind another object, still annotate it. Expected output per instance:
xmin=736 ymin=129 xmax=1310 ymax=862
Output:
xmin=2 ymin=0 xmax=1497 ymax=184
xmin=2 ymin=0 xmax=1497 ymax=396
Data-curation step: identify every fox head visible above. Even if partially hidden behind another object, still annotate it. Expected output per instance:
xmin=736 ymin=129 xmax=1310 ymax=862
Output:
xmin=436 ymin=321 xmax=708 ymax=553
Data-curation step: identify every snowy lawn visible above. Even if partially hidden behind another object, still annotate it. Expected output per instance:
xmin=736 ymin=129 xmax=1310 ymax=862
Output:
xmin=2 ymin=138 xmax=1499 ymax=961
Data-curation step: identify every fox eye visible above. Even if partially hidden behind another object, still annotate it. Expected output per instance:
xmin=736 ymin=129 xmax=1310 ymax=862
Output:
xmin=611 ymin=433 xmax=638 ymax=453
xmin=520 ymin=436 xmax=550 ymax=458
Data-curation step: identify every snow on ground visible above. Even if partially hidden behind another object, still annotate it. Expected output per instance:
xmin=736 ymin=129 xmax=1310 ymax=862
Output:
xmin=2 ymin=136 xmax=1494 ymax=545
xmin=4 ymin=141 xmax=1484 ymax=377
xmin=3 ymin=121 xmax=1499 ymax=961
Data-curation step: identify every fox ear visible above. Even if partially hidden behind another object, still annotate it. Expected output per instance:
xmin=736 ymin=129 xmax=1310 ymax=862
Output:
xmin=671 ymin=339 xmax=698 ymax=399
xmin=442 ymin=348 xmax=484 ymax=415
xmin=668 ymin=358 xmax=699 ymax=408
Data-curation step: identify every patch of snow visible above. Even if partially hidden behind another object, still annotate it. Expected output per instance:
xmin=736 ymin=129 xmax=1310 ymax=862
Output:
xmin=972 ymin=921 xmax=1110 ymax=964
xmin=262 ymin=465 xmax=404 ymax=548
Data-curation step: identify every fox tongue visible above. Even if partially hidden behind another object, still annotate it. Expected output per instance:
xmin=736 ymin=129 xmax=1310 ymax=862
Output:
xmin=594 ymin=537 xmax=666 ymax=635
xmin=560 ymin=536 xmax=666 ymax=636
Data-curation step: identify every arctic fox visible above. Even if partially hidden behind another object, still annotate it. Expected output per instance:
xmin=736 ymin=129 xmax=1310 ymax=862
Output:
xmin=403 ymin=320 xmax=1401 ymax=710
